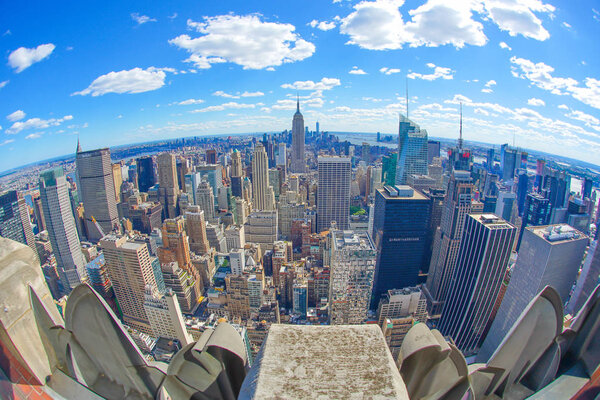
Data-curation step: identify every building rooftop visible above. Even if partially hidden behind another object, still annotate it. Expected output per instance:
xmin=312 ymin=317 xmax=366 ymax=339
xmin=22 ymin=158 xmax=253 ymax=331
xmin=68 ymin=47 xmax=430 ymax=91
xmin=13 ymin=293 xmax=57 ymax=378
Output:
xmin=378 ymin=185 xmax=428 ymax=200
xmin=530 ymin=224 xmax=586 ymax=244
xmin=332 ymin=230 xmax=374 ymax=251
xmin=239 ymin=324 xmax=408 ymax=399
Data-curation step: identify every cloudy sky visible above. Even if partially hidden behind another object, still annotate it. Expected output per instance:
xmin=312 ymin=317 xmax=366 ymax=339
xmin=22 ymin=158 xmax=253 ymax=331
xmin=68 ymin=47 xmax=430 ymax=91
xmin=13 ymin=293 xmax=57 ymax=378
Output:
xmin=0 ymin=0 xmax=599 ymax=172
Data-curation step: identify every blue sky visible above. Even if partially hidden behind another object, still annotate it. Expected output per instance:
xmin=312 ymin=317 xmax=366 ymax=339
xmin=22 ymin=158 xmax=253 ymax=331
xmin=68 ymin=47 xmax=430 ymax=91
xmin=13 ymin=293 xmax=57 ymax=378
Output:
xmin=0 ymin=0 xmax=599 ymax=172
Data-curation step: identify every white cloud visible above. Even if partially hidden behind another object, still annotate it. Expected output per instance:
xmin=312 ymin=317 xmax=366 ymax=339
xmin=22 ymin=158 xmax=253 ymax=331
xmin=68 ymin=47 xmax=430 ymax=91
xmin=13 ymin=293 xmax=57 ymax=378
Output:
xmin=558 ymin=104 xmax=569 ymax=110
xmin=0 ymin=80 xmax=8 ymax=89
xmin=499 ymin=41 xmax=512 ymax=50
xmin=511 ymin=56 xmax=600 ymax=109
xmin=25 ymin=133 xmax=43 ymax=140
xmin=6 ymin=115 xmax=73 ymax=134
xmin=8 ymin=44 xmax=55 ymax=73
xmin=562 ymin=22 xmax=571 ymax=29
xmin=177 ymin=98 xmax=205 ymax=105
xmin=271 ymin=97 xmax=325 ymax=110
xmin=340 ymin=0 xmax=486 ymax=50
xmin=73 ymin=67 xmax=170 ymax=96
xmin=482 ymin=0 xmax=554 ymax=41
xmin=481 ymin=88 xmax=493 ymax=93
xmin=485 ymin=80 xmax=496 ymax=87
xmin=339 ymin=0 xmax=553 ymax=51
xmin=349 ymin=66 xmax=367 ymax=75
xmin=527 ymin=98 xmax=545 ymax=106
xmin=213 ymin=90 xmax=240 ymax=99
xmin=407 ymin=63 xmax=453 ymax=80
xmin=191 ymin=102 xmax=257 ymax=113
xmin=281 ymin=77 xmax=341 ymax=91
xmin=308 ymin=19 xmax=337 ymax=31
xmin=170 ymin=15 xmax=315 ymax=70
xmin=169 ymin=13 xmax=178 ymax=20
xmin=241 ymin=91 xmax=264 ymax=97
xmin=566 ymin=110 xmax=600 ymax=131
xmin=7 ymin=110 xmax=26 ymax=122
xmin=131 ymin=13 xmax=157 ymax=25
xmin=0 ymin=139 xmax=14 ymax=146
xmin=380 ymin=67 xmax=400 ymax=75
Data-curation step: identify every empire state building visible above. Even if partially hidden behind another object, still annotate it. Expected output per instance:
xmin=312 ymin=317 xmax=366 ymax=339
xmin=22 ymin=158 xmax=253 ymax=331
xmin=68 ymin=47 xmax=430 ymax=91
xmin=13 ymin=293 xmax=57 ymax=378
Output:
xmin=290 ymin=98 xmax=305 ymax=173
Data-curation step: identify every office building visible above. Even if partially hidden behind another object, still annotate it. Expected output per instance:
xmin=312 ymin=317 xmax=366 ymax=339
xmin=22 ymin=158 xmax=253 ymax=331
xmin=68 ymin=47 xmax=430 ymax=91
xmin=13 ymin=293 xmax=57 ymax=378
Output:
xmin=377 ymin=286 xmax=427 ymax=326
xmin=84 ymin=253 xmax=115 ymax=305
xmin=76 ymin=147 xmax=119 ymax=240
xmin=437 ymin=214 xmax=516 ymax=356
xmin=128 ymin=202 xmax=162 ymax=234
xmin=251 ymin=143 xmax=275 ymax=211
xmin=290 ymin=98 xmax=305 ymax=173
xmin=157 ymin=152 xmax=180 ymax=219
xmin=143 ymin=285 xmax=193 ymax=345
xmin=231 ymin=150 xmax=243 ymax=178
xmin=0 ymin=190 xmax=36 ymax=256
xmin=424 ymin=170 xmax=475 ymax=318
xmin=276 ymin=143 xmax=286 ymax=169
xmin=479 ymin=224 xmax=587 ymax=362
xmin=197 ymin=164 xmax=223 ymax=199
xmin=293 ymin=283 xmax=308 ymax=317
xmin=244 ymin=210 xmax=278 ymax=251
xmin=395 ymin=115 xmax=428 ymax=185
xmin=516 ymin=193 xmax=551 ymax=251
xmin=427 ymin=140 xmax=440 ymax=165
xmin=329 ymin=230 xmax=376 ymax=325
xmin=372 ymin=186 xmax=431 ymax=304
xmin=158 ymin=217 xmax=191 ymax=269
xmin=161 ymin=261 xmax=198 ymax=314
xmin=317 ymin=156 xmax=351 ymax=233
xmin=137 ymin=156 xmax=156 ymax=193
xmin=39 ymin=168 xmax=87 ymax=291
xmin=184 ymin=206 xmax=210 ymax=255
xmin=196 ymin=180 xmax=215 ymax=220
xmin=568 ymin=238 xmax=600 ymax=315
xmin=100 ymin=234 xmax=158 ymax=334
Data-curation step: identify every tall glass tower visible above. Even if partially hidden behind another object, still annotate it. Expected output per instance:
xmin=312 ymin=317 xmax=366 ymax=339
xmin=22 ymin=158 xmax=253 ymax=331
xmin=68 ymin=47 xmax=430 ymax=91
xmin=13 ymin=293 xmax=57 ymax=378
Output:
xmin=395 ymin=115 xmax=428 ymax=185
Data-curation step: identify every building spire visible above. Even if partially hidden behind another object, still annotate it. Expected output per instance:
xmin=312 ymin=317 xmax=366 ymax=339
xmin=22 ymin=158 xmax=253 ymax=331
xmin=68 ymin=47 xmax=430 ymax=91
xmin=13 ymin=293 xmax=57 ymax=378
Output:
xmin=458 ymin=102 xmax=463 ymax=150
xmin=296 ymin=93 xmax=300 ymax=113
xmin=76 ymin=134 xmax=82 ymax=153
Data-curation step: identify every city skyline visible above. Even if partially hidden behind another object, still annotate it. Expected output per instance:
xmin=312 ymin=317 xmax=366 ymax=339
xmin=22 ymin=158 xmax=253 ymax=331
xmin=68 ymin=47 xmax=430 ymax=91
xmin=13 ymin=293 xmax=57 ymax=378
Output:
xmin=0 ymin=1 xmax=599 ymax=173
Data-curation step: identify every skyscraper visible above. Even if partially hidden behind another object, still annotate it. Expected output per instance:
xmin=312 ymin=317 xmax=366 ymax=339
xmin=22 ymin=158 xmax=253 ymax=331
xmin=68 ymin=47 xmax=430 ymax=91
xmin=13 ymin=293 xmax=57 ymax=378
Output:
xmin=395 ymin=115 xmax=428 ymax=185
xmin=76 ymin=147 xmax=119 ymax=241
xmin=372 ymin=186 xmax=431 ymax=304
xmin=424 ymin=170 xmax=475 ymax=318
xmin=231 ymin=150 xmax=243 ymax=178
xmin=196 ymin=180 xmax=215 ymax=220
xmin=137 ymin=156 xmax=156 ymax=193
xmin=39 ymin=168 xmax=87 ymax=291
xmin=251 ymin=143 xmax=275 ymax=211
xmin=478 ymin=224 xmax=587 ymax=362
xmin=317 ymin=156 xmax=351 ymax=233
xmin=157 ymin=152 xmax=180 ymax=219
xmin=143 ymin=286 xmax=193 ymax=345
xmin=0 ymin=190 xmax=37 ymax=257
xmin=290 ymin=98 xmax=305 ymax=173
xmin=427 ymin=140 xmax=440 ymax=165
xmin=185 ymin=205 xmax=210 ymax=254
xmin=100 ymin=234 xmax=158 ymax=334
xmin=329 ymin=230 xmax=376 ymax=325
xmin=437 ymin=214 xmax=516 ymax=356
xmin=568 ymin=237 xmax=600 ymax=316
xmin=516 ymin=193 xmax=551 ymax=250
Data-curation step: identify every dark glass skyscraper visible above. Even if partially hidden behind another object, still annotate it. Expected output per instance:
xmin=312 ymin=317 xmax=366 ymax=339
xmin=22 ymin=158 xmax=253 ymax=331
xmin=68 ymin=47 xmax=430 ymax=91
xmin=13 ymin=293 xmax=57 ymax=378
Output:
xmin=372 ymin=186 xmax=431 ymax=305
xmin=516 ymin=192 xmax=550 ymax=250
xmin=437 ymin=214 xmax=516 ymax=356
xmin=137 ymin=156 xmax=156 ymax=193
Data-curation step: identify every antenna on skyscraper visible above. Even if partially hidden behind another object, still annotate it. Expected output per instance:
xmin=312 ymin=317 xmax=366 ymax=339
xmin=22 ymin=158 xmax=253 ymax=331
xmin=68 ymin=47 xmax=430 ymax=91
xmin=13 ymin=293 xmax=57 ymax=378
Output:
xmin=296 ymin=92 xmax=300 ymax=113
xmin=405 ymin=78 xmax=409 ymax=119
xmin=458 ymin=102 xmax=463 ymax=150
